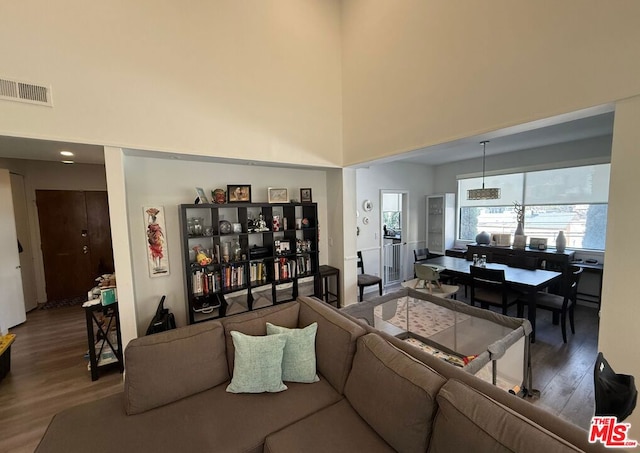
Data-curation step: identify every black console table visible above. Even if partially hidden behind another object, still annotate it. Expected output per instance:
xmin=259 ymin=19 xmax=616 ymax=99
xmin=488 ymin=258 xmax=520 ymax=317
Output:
xmin=84 ymin=301 xmax=123 ymax=381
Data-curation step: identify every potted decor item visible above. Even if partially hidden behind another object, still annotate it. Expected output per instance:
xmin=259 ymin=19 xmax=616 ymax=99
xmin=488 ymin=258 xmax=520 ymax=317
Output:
xmin=475 ymin=231 xmax=491 ymax=245
xmin=513 ymin=202 xmax=525 ymax=236
xmin=556 ymin=230 xmax=567 ymax=253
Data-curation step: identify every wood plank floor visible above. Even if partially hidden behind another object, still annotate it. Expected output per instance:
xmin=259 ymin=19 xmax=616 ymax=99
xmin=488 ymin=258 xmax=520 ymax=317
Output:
xmin=0 ymin=306 xmax=123 ymax=453
xmin=0 ymin=296 xmax=599 ymax=452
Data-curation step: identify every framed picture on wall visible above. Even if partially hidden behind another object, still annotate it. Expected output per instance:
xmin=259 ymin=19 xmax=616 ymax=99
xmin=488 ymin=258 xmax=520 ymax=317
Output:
xmin=144 ymin=206 xmax=170 ymax=278
xmin=300 ymin=188 xmax=312 ymax=203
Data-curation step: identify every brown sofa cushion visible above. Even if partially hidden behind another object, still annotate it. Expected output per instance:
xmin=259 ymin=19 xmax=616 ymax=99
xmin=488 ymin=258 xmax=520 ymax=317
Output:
xmin=124 ymin=320 xmax=228 ymax=415
xmin=344 ymin=333 xmax=446 ymax=453
xmin=428 ymin=379 xmax=583 ymax=453
xmin=264 ymin=399 xmax=394 ymax=453
xmin=297 ymin=296 xmax=366 ymax=393
xmin=221 ymin=302 xmax=300 ymax=373
xmin=38 ymin=379 xmax=342 ymax=453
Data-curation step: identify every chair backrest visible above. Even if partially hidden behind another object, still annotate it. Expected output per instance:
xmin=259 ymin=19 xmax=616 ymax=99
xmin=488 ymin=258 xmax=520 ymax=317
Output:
xmin=470 ymin=266 xmax=508 ymax=304
xmin=357 ymin=251 xmax=365 ymax=275
xmin=470 ymin=266 xmax=506 ymax=288
xmin=413 ymin=248 xmax=429 ymax=262
xmin=507 ymin=255 xmax=539 ymax=270
xmin=567 ymin=266 xmax=584 ymax=299
xmin=414 ymin=263 xmax=440 ymax=282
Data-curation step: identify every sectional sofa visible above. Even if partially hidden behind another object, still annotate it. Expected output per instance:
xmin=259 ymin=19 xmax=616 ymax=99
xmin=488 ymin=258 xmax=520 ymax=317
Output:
xmin=36 ymin=296 xmax=609 ymax=452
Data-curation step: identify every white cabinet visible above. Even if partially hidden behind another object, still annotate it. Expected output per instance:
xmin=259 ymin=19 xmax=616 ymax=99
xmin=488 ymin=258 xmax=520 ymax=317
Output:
xmin=426 ymin=193 xmax=456 ymax=255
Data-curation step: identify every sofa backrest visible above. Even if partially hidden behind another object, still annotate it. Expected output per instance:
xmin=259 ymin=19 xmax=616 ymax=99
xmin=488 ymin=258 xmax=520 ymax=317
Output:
xmin=344 ymin=333 xmax=447 ymax=453
xmin=428 ymin=379 xmax=584 ymax=453
xmin=297 ymin=296 xmax=366 ymax=394
xmin=221 ymin=301 xmax=300 ymax=373
xmin=124 ymin=320 xmax=228 ymax=415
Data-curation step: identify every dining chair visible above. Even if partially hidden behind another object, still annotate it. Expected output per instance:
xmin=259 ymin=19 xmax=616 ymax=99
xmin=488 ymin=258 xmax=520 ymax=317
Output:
xmin=413 ymin=248 xmax=430 ymax=263
xmin=414 ymin=263 xmax=459 ymax=299
xmin=356 ymin=251 xmax=382 ymax=302
xmin=469 ymin=266 xmax=520 ymax=315
xmin=524 ymin=266 xmax=583 ymax=343
xmin=413 ymin=248 xmax=429 ymax=277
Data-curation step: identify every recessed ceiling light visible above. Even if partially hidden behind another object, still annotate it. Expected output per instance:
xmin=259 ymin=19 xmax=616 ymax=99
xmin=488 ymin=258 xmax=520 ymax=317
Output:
xmin=60 ymin=151 xmax=74 ymax=157
xmin=61 ymin=160 xmax=75 ymax=164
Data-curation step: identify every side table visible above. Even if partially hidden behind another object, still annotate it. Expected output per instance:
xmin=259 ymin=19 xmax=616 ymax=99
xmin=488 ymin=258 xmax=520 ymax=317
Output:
xmin=84 ymin=301 xmax=124 ymax=381
xmin=0 ymin=333 xmax=16 ymax=382
xmin=318 ymin=265 xmax=340 ymax=308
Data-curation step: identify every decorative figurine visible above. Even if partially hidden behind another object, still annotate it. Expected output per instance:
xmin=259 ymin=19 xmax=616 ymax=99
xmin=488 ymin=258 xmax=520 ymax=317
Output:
xmin=254 ymin=214 xmax=269 ymax=232
xmin=212 ymin=188 xmax=226 ymax=204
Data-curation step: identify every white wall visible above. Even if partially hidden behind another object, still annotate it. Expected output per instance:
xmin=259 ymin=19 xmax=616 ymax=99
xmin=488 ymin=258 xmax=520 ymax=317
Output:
xmin=341 ymin=1 xmax=640 ymax=165
xmin=0 ymin=158 xmax=107 ymax=302
xmin=123 ymin=153 xmax=330 ymax=334
xmin=0 ymin=0 xmax=343 ymax=168
xmin=355 ymin=162 xmax=434 ymax=293
xmin=599 ymin=95 xmax=640 ymax=432
xmin=432 ymin=135 xmax=613 ymax=195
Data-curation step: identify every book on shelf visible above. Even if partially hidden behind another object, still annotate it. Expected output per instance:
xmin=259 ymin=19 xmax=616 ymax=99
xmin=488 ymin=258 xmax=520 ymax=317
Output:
xmin=274 ymin=258 xmax=295 ymax=281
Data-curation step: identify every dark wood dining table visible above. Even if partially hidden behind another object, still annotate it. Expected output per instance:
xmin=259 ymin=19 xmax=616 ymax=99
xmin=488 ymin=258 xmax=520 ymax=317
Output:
xmin=424 ymin=255 xmax=562 ymax=342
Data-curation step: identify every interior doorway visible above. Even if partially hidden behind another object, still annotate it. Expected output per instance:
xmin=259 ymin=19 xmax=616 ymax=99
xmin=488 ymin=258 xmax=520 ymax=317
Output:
xmin=380 ymin=190 xmax=408 ymax=287
xmin=36 ymin=190 xmax=114 ymax=301
xmin=10 ymin=172 xmax=37 ymax=311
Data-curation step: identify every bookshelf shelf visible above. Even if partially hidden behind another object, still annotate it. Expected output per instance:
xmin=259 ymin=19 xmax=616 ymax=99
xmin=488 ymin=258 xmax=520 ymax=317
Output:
xmin=179 ymin=202 xmax=320 ymax=324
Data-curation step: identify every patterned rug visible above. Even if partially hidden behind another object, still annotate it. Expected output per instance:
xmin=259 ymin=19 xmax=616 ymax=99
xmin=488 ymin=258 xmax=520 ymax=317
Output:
xmin=374 ymin=297 xmax=522 ymax=393
xmin=39 ymin=296 xmax=86 ymax=310
xmin=373 ymin=297 xmax=471 ymax=338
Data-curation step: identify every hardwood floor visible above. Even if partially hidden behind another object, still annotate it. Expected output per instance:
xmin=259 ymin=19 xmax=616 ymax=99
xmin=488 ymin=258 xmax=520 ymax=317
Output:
xmin=0 ymin=295 xmax=599 ymax=452
xmin=0 ymin=306 xmax=123 ymax=453
xmin=527 ymin=303 xmax=600 ymax=429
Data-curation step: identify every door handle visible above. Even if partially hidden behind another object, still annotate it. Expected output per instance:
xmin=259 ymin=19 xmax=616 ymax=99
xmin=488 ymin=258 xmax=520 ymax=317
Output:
xmin=83 ymin=246 xmax=89 ymax=254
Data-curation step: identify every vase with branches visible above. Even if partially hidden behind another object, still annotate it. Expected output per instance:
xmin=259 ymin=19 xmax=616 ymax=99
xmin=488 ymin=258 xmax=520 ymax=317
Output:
xmin=513 ymin=202 xmax=525 ymax=236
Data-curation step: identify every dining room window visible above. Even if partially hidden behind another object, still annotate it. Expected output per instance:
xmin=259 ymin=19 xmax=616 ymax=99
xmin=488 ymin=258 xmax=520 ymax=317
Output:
xmin=457 ymin=163 xmax=610 ymax=250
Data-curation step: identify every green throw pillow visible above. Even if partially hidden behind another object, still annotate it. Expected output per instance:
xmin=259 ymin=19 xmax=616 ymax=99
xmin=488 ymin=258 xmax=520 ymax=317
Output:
xmin=266 ymin=322 xmax=319 ymax=383
xmin=226 ymin=331 xmax=288 ymax=394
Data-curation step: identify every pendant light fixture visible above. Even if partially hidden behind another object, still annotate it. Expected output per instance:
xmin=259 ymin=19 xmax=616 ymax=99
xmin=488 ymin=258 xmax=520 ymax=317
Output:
xmin=467 ymin=140 xmax=501 ymax=200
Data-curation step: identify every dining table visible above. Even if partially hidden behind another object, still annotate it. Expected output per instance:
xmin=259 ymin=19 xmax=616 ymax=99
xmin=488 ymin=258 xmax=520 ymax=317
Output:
xmin=424 ymin=255 xmax=563 ymax=343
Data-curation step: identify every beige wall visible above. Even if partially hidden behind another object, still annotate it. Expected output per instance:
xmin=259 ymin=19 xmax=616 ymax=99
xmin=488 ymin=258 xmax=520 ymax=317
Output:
xmin=599 ymin=95 xmax=640 ymax=432
xmin=341 ymin=0 xmax=640 ymax=165
xmin=0 ymin=0 xmax=343 ymax=167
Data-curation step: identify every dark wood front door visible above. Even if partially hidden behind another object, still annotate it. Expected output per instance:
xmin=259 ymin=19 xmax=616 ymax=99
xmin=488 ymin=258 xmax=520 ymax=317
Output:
xmin=36 ymin=190 xmax=114 ymax=301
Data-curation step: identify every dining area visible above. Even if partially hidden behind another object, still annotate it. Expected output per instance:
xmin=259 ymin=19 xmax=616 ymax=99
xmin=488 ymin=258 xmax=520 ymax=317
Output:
xmin=417 ymin=253 xmax=581 ymax=344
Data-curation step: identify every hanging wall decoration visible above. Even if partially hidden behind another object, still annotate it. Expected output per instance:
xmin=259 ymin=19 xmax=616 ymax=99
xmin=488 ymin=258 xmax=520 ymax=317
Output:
xmin=144 ymin=206 xmax=170 ymax=277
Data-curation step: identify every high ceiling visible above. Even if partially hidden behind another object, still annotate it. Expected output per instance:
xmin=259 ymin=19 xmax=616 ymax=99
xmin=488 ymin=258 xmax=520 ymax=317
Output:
xmin=0 ymin=110 xmax=615 ymax=167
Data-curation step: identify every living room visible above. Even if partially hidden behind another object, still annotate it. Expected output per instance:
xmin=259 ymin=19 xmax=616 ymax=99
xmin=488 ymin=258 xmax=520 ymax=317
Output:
xmin=1 ymin=0 xmax=640 ymax=443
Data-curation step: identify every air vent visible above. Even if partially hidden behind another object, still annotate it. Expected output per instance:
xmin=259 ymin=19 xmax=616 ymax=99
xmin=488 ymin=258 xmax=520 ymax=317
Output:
xmin=0 ymin=76 xmax=52 ymax=107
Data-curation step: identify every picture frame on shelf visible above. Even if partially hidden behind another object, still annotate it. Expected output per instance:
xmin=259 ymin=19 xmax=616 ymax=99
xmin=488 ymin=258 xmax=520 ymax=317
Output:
xmin=275 ymin=240 xmax=291 ymax=255
xmin=268 ymin=187 xmax=289 ymax=203
xmin=227 ymin=185 xmax=252 ymax=203
xmin=300 ymin=188 xmax=312 ymax=203
xmin=195 ymin=187 xmax=210 ymax=204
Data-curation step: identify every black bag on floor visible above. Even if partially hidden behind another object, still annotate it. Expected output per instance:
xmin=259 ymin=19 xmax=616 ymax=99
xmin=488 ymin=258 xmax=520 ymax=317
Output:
xmin=594 ymin=352 xmax=637 ymax=422
xmin=145 ymin=295 xmax=177 ymax=335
